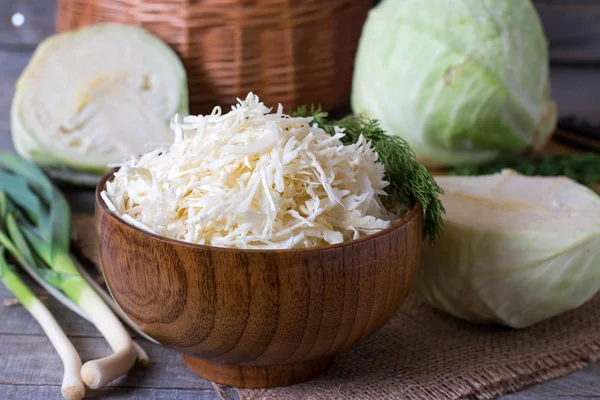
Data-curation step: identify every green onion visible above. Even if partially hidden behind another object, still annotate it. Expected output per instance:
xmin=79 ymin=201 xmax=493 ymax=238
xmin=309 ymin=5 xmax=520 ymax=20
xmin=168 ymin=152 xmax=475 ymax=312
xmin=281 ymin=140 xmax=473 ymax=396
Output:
xmin=0 ymin=246 xmax=85 ymax=400
xmin=0 ymin=152 xmax=143 ymax=389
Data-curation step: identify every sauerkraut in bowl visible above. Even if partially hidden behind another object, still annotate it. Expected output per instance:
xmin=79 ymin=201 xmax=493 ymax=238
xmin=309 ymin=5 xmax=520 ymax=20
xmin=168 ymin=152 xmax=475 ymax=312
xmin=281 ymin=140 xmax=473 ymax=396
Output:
xmin=101 ymin=93 xmax=406 ymax=249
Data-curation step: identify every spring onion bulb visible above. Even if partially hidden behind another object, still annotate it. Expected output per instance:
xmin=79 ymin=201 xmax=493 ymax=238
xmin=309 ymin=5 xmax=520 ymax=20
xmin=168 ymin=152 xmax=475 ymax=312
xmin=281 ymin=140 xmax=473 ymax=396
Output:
xmin=77 ymin=286 xmax=136 ymax=388
xmin=0 ymin=152 xmax=142 ymax=389
xmin=0 ymin=247 xmax=85 ymax=400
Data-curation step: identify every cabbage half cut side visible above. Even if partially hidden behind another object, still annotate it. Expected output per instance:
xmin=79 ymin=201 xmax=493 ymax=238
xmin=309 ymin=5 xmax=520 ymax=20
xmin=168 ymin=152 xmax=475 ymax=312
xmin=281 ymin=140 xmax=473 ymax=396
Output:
xmin=416 ymin=171 xmax=600 ymax=328
xmin=11 ymin=23 xmax=189 ymax=186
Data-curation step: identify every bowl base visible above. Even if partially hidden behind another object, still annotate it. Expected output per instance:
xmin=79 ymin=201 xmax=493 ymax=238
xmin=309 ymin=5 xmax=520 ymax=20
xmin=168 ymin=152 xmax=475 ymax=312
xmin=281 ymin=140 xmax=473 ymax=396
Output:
xmin=182 ymin=355 xmax=333 ymax=388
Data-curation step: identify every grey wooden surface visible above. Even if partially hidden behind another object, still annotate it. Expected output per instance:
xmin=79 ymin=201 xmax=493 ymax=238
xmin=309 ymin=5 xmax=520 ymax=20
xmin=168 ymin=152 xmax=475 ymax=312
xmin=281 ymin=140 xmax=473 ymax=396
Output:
xmin=1 ymin=1 xmax=600 ymax=399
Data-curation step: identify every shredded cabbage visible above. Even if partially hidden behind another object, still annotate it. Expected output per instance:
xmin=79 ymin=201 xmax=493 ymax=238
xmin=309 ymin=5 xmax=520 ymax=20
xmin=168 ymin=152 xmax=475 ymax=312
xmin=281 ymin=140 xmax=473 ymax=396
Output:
xmin=103 ymin=93 xmax=398 ymax=249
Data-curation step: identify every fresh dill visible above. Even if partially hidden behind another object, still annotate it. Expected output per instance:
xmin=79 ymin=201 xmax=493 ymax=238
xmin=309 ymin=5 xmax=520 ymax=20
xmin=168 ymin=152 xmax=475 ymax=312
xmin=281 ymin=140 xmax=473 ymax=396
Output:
xmin=450 ymin=152 xmax=600 ymax=192
xmin=294 ymin=106 xmax=445 ymax=243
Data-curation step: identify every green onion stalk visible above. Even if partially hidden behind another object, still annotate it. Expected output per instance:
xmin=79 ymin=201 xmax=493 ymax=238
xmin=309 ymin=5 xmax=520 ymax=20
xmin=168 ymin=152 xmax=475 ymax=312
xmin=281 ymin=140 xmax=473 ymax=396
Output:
xmin=0 ymin=245 xmax=85 ymax=400
xmin=0 ymin=152 xmax=142 ymax=389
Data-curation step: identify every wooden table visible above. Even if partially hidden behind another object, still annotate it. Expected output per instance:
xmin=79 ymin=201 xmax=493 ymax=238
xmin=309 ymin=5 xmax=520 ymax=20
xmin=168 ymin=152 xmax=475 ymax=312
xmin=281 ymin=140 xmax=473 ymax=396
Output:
xmin=1 ymin=1 xmax=600 ymax=399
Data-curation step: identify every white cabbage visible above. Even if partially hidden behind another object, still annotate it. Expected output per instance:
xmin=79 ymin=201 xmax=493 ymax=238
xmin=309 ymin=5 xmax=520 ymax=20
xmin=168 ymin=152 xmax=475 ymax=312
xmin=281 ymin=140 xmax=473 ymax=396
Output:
xmin=352 ymin=0 xmax=557 ymax=168
xmin=416 ymin=171 xmax=600 ymax=328
xmin=11 ymin=24 xmax=188 ymax=186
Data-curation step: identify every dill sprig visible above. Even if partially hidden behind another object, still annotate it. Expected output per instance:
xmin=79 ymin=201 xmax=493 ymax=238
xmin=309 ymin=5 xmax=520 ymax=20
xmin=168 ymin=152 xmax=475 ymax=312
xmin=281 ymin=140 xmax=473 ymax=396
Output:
xmin=450 ymin=152 xmax=600 ymax=192
xmin=294 ymin=106 xmax=444 ymax=243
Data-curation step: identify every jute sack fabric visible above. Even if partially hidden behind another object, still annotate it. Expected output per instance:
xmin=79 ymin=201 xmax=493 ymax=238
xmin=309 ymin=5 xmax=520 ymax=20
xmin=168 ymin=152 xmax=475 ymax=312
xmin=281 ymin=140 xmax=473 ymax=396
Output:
xmin=238 ymin=292 xmax=600 ymax=399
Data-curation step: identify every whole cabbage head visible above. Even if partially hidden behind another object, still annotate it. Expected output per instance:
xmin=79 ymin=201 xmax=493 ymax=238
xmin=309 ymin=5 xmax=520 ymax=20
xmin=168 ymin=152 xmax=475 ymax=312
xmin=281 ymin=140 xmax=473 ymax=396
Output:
xmin=416 ymin=171 xmax=600 ymax=329
xmin=352 ymin=0 xmax=557 ymax=168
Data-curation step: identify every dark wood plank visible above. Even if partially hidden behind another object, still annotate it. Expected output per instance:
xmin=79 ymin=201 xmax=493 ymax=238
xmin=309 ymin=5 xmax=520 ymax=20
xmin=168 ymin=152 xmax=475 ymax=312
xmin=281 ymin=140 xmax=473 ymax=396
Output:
xmin=63 ymin=189 xmax=96 ymax=214
xmin=0 ymin=334 xmax=215 ymax=390
xmin=503 ymin=397 xmax=600 ymax=400
xmin=551 ymin=65 xmax=600 ymax=123
xmin=0 ymin=0 xmax=56 ymax=49
xmin=0 ymin=50 xmax=32 ymax=149
xmin=534 ymin=1 xmax=600 ymax=64
xmin=501 ymin=364 xmax=600 ymax=398
xmin=0 ymin=384 xmax=227 ymax=400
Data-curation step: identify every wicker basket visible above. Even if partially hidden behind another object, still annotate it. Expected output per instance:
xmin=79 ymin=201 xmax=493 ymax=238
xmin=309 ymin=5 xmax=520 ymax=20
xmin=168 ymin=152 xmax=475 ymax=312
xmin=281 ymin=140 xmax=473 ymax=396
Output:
xmin=56 ymin=0 xmax=371 ymax=114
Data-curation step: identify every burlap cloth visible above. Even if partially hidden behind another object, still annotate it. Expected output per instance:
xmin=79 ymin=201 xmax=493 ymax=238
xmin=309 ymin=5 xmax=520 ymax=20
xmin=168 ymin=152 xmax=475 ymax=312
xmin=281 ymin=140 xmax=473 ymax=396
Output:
xmin=73 ymin=215 xmax=600 ymax=400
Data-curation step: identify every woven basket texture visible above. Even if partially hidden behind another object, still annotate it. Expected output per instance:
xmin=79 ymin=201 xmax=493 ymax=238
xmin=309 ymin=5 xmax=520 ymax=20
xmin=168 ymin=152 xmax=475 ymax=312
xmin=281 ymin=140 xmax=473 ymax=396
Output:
xmin=56 ymin=0 xmax=371 ymax=114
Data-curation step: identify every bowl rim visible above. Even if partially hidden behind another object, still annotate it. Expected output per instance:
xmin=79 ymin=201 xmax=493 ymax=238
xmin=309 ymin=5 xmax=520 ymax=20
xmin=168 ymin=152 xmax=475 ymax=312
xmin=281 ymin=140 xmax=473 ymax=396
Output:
xmin=96 ymin=169 xmax=422 ymax=254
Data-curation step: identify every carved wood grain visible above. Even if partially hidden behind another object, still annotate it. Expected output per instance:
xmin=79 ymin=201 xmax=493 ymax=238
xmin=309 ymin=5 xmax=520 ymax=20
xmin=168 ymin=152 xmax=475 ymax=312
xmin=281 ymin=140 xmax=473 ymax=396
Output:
xmin=95 ymin=171 xmax=423 ymax=388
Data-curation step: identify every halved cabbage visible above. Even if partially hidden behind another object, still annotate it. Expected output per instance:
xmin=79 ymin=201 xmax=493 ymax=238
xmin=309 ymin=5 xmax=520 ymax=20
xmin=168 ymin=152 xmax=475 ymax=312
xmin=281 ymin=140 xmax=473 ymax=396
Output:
xmin=11 ymin=24 xmax=188 ymax=186
xmin=416 ymin=170 xmax=600 ymax=328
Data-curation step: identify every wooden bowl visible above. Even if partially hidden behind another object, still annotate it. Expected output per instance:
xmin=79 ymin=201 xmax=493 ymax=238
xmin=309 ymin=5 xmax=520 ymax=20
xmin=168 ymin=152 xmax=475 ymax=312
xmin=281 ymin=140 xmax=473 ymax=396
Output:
xmin=95 ymin=171 xmax=423 ymax=388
